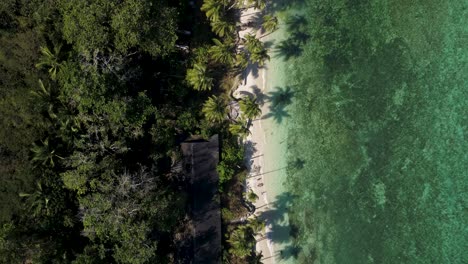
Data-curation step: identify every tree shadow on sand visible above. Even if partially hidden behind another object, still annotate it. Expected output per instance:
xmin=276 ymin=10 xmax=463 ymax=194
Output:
xmin=258 ymin=193 xmax=307 ymax=262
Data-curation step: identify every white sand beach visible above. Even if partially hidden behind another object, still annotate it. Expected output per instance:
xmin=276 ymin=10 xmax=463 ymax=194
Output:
xmin=236 ymin=5 xmax=290 ymax=264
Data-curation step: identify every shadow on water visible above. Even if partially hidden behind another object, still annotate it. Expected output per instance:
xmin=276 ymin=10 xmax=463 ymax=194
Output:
xmin=285 ymin=15 xmax=308 ymax=32
xmin=274 ymin=15 xmax=311 ymax=61
xmin=270 ymin=0 xmax=307 ymax=13
xmin=267 ymin=86 xmax=295 ymax=108
xmin=260 ymin=86 xmax=295 ymax=123
xmin=274 ymin=40 xmax=303 ymax=61
xmin=255 ymin=192 xmax=304 ymax=261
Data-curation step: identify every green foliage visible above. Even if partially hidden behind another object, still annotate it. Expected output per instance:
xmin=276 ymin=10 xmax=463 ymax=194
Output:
xmin=235 ymin=53 xmax=249 ymax=71
xmin=210 ymin=19 xmax=235 ymax=38
xmin=227 ymin=225 xmax=255 ymax=258
xmin=221 ymin=207 xmax=235 ymax=222
xmin=186 ymin=63 xmax=214 ymax=91
xmin=60 ymin=0 xmax=178 ymax=56
xmin=209 ymin=38 xmax=236 ymax=65
xmin=35 ymin=44 xmax=63 ymax=80
xmin=0 ymin=0 xmax=241 ymax=262
xmin=243 ymin=34 xmax=270 ymax=66
xmin=202 ymin=95 xmax=228 ymax=123
xmin=262 ymin=15 xmax=278 ymax=33
xmin=247 ymin=191 xmax=259 ymax=203
xmin=217 ymin=161 xmax=235 ymax=186
xmin=217 ymin=138 xmax=244 ymax=189
xmin=201 ymin=0 xmax=229 ymax=22
xmin=229 ymin=122 xmax=251 ymax=139
xmin=239 ymin=96 xmax=262 ymax=120
xmin=246 ymin=0 xmax=267 ymax=10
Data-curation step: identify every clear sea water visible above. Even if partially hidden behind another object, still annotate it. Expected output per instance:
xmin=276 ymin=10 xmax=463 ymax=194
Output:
xmin=266 ymin=0 xmax=468 ymax=263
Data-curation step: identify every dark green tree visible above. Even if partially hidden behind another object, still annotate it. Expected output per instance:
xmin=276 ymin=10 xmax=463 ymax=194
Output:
xmin=187 ymin=63 xmax=214 ymax=91
xmin=202 ymin=96 xmax=228 ymax=123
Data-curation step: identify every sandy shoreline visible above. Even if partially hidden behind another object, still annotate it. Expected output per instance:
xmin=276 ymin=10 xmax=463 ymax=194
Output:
xmin=235 ymin=5 xmax=284 ymax=264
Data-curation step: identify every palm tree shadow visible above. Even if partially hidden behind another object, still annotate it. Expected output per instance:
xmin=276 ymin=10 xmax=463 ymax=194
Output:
xmin=279 ymin=244 xmax=302 ymax=261
xmin=291 ymin=31 xmax=311 ymax=45
xmin=262 ymin=106 xmax=290 ymax=123
xmin=261 ymin=86 xmax=295 ymax=123
xmin=250 ymin=85 xmax=265 ymax=105
xmin=267 ymin=86 xmax=295 ymax=108
xmin=263 ymin=40 xmax=275 ymax=50
xmin=241 ymin=61 xmax=260 ymax=84
xmin=285 ymin=15 xmax=308 ymax=32
xmin=270 ymin=0 xmax=307 ymax=12
xmin=274 ymin=40 xmax=303 ymax=61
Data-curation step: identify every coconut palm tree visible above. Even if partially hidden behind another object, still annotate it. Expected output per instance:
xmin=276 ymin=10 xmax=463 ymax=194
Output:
xmin=19 ymin=181 xmax=51 ymax=217
xmin=186 ymin=63 xmax=214 ymax=91
xmin=229 ymin=122 xmax=251 ymax=139
xmin=239 ymin=96 xmax=261 ymax=120
xmin=262 ymin=15 xmax=278 ymax=34
xmin=244 ymin=34 xmax=263 ymax=53
xmin=227 ymin=225 xmax=255 ymax=258
xmin=235 ymin=52 xmax=249 ymax=71
xmin=247 ymin=0 xmax=267 ymax=10
xmin=250 ymin=48 xmax=270 ymax=66
xmin=31 ymin=138 xmax=63 ymax=167
xmin=35 ymin=44 xmax=62 ymax=80
xmin=248 ymin=217 xmax=265 ymax=234
xmin=247 ymin=191 xmax=259 ymax=203
xmin=201 ymin=0 xmax=229 ymax=21
xmin=31 ymin=80 xmax=58 ymax=107
xmin=202 ymin=96 xmax=228 ymax=123
xmin=209 ymin=38 xmax=236 ymax=65
xmin=210 ymin=19 xmax=235 ymax=37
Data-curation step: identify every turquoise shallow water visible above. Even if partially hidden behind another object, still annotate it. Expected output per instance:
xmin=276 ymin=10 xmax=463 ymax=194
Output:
xmin=268 ymin=0 xmax=468 ymax=263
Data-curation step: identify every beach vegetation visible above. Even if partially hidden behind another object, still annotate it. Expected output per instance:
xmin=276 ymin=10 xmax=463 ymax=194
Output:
xmin=0 ymin=0 xmax=277 ymax=262
xmin=202 ymin=95 xmax=228 ymax=123
xmin=262 ymin=14 xmax=279 ymax=33
xmin=186 ymin=63 xmax=214 ymax=91
xmin=227 ymin=225 xmax=256 ymax=258
xmin=229 ymin=122 xmax=252 ymax=139
xmin=240 ymin=96 xmax=262 ymax=119
xmin=247 ymin=191 xmax=259 ymax=203
xmin=209 ymin=38 xmax=236 ymax=66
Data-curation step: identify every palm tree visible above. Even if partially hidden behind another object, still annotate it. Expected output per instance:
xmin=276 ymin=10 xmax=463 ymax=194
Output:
xmin=209 ymin=38 xmax=235 ymax=65
xmin=250 ymin=48 xmax=270 ymax=66
xmin=227 ymin=225 xmax=255 ymax=258
xmin=229 ymin=122 xmax=251 ymax=139
xmin=210 ymin=19 xmax=235 ymax=37
xmin=243 ymin=34 xmax=270 ymax=66
xmin=201 ymin=0 xmax=229 ymax=21
xmin=247 ymin=0 xmax=267 ymax=10
xmin=31 ymin=138 xmax=62 ymax=167
xmin=186 ymin=63 xmax=214 ymax=91
xmin=262 ymin=15 xmax=278 ymax=34
xmin=247 ymin=191 xmax=259 ymax=203
xmin=35 ymin=44 xmax=62 ymax=80
xmin=239 ymin=96 xmax=261 ymax=120
xmin=248 ymin=217 xmax=265 ymax=234
xmin=202 ymin=96 xmax=228 ymax=123
xmin=19 ymin=181 xmax=50 ymax=217
xmin=235 ymin=52 xmax=249 ymax=71
xmin=31 ymin=80 xmax=57 ymax=106
xmin=244 ymin=34 xmax=263 ymax=53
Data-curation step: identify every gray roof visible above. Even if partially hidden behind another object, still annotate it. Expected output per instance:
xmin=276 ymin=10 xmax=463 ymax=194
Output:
xmin=181 ymin=135 xmax=221 ymax=264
